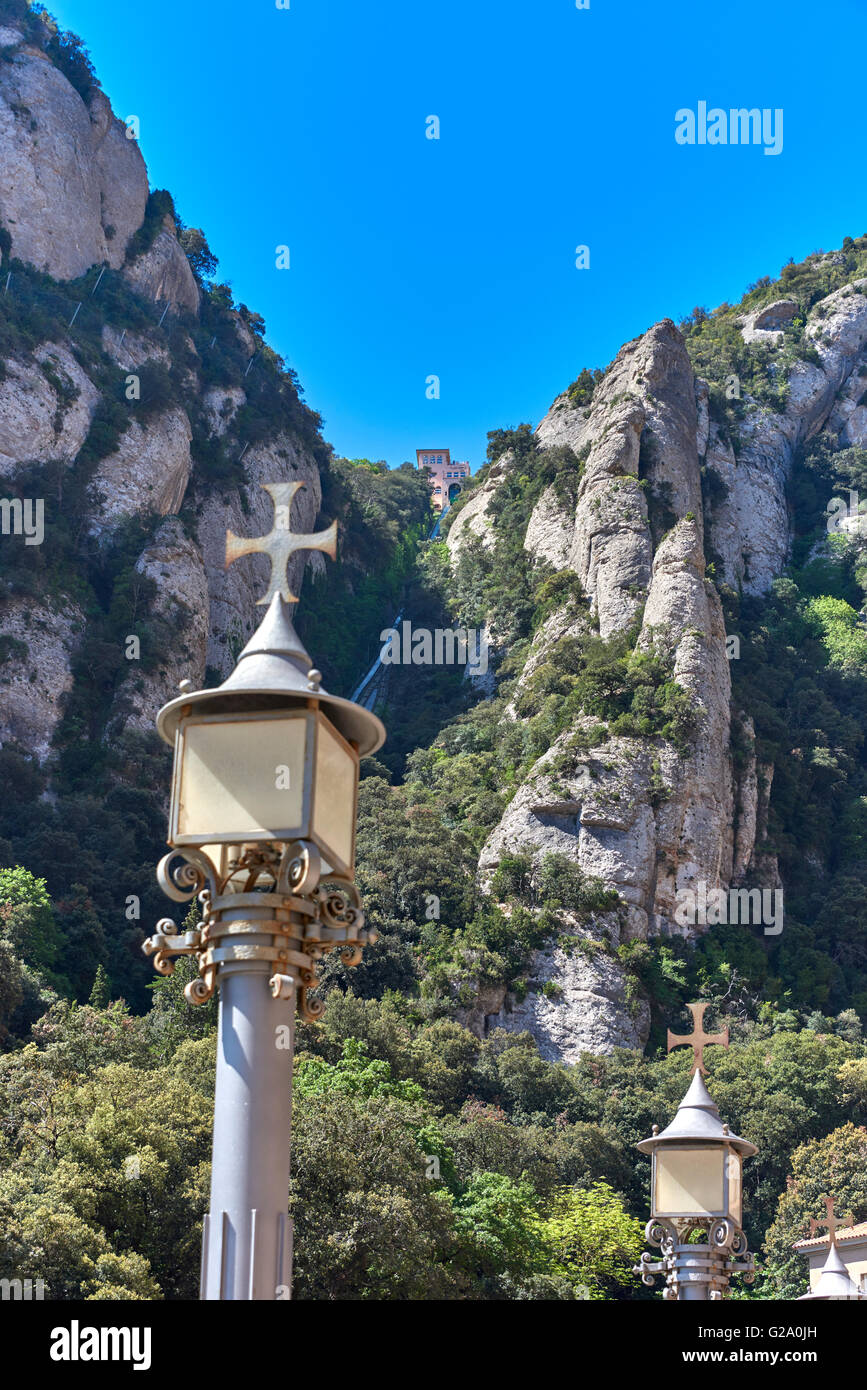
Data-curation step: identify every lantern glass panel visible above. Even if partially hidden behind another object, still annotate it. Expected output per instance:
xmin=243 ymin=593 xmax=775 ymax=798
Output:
xmin=176 ymin=714 xmax=308 ymax=841
xmin=198 ymin=843 xmax=229 ymax=880
xmin=655 ymin=1145 xmax=725 ymax=1217
xmin=312 ymin=716 xmax=357 ymax=872
xmin=726 ymin=1151 xmax=742 ymax=1225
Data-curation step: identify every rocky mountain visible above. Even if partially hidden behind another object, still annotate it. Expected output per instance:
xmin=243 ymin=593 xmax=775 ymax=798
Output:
xmin=0 ymin=17 xmax=328 ymax=756
xmin=442 ymin=266 xmax=867 ymax=1060
xmin=2 ymin=4 xmax=866 ymax=1066
xmin=0 ymin=8 xmax=349 ymax=1008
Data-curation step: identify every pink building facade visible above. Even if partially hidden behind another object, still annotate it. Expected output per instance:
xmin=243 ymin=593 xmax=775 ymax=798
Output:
xmin=416 ymin=448 xmax=470 ymax=513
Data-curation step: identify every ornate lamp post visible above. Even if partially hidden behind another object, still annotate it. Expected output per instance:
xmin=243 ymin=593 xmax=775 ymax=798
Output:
xmin=634 ymin=1003 xmax=757 ymax=1301
xmin=141 ymin=483 xmax=385 ymax=1300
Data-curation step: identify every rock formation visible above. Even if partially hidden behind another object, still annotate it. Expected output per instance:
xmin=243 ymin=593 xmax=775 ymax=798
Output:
xmin=0 ymin=29 xmax=147 ymax=278
xmin=0 ymin=17 xmax=327 ymax=763
xmin=450 ymin=283 xmax=867 ymax=1060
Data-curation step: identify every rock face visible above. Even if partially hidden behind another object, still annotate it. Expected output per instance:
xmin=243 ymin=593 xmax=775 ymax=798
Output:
xmin=706 ymin=281 xmax=867 ymax=594
xmin=203 ymin=386 xmax=245 ymax=438
xmin=524 ymin=483 xmax=574 ymax=571
xmin=524 ymin=321 xmax=699 ymax=640
xmin=0 ymin=30 xmax=329 ymax=770
xmin=0 ymin=342 xmax=100 ymax=472
xmin=488 ymin=941 xmax=651 ymax=1062
xmin=0 ymin=596 xmax=84 ymax=761
xmin=88 ymin=408 xmax=194 ymax=531
xmin=111 ymin=518 xmax=210 ymax=737
xmin=0 ymin=36 xmax=148 ymax=278
xmin=455 ymin=282 xmax=867 ymax=1059
xmin=445 ymin=454 xmax=507 ymax=556
xmin=739 ymin=298 xmax=798 ymax=344
xmin=100 ymin=326 xmax=170 ymax=371
xmin=123 ymin=224 xmax=200 ymax=314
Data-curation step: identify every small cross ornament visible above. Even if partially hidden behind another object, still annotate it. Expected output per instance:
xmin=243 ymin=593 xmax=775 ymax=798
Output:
xmin=225 ymin=481 xmax=337 ymax=605
xmin=809 ymin=1195 xmax=854 ymax=1247
xmin=667 ymin=1001 xmax=729 ymax=1075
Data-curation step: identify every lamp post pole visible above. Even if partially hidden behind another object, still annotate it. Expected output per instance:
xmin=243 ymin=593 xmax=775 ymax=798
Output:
xmin=634 ymin=1003 xmax=757 ymax=1301
xmin=141 ymin=483 xmax=385 ymax=1300
xmin=200 ymin=899 xmax=296 ymax=1300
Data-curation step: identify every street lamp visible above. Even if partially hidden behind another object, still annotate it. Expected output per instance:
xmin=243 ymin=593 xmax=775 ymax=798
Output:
xmin=796 ymin=1196 xmax=864 ymax=1300
xmin=141 ymin=482 xmax=385 ymax=1300
xmin=798 ymin=1244 xmax=864 ymax=1301
xmin=634 ymin=1003 xmax=757 ymax=1300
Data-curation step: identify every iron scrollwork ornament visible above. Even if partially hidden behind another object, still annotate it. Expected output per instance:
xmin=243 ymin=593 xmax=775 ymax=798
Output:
xmin=143 ymin=842 xmax=376 ymax=1021
xmin=633 ymin=1215 xmax=756 ymax=1297
xmin=156 ymin=849 xmax=214 ymax=903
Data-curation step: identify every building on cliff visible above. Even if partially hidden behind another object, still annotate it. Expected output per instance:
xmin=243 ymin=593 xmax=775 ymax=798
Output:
xmin=416 ymin=447 xmax=470 ymax=512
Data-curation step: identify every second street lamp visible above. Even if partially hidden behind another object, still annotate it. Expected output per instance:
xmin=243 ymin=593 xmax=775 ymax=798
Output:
xmin=141 ymin=482 xmax=384 ymax=1300
xmin=796 ymin=1196 xmax=865 ymax=1300
xmin=634 ymin=1003 xmax=757 ymax=1301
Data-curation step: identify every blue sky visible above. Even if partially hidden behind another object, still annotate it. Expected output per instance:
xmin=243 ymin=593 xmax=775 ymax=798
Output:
xmin=49 ymin=0 xmax=867 ymax=472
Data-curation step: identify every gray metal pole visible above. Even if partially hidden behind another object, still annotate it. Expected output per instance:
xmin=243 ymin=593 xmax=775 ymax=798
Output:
xmin=676 ymin=1255 xmax=712 ymax=1299
xmin=668 ymin=1244 xmax=726 ymax=1300
xmin=200 ymin=907 xmax=295 ymax=1301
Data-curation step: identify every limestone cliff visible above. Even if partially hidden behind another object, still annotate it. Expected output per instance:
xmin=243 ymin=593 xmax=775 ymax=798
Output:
xmin=447 ymin=273 xmax=867 ymax=1060
xmin=0 ymin=15 xmax=326 ymax=768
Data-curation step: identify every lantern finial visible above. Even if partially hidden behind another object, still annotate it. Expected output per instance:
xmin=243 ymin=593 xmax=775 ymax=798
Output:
xmin=809 ymin=1195 xmax=855 ymax=1248
xmin=667 ymin=1001 xmax=729 ymax=1075
xmin=225 ymin=482 xmax=337 ymax=605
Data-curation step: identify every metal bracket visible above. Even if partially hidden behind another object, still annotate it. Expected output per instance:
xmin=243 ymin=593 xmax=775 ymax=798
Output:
xmin=633 ymin=1218 xmax=756 ymax=1300
xmin=142 ymin=843 xmax=377 ymax=1019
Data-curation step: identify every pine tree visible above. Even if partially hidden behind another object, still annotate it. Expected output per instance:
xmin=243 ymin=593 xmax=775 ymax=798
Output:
xmin=88 ymin=963 xmax=110 ymax=1009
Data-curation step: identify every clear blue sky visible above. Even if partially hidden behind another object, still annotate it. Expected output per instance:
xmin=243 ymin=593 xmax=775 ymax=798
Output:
xmin=49 ymin=0 xmax=867 ymax=471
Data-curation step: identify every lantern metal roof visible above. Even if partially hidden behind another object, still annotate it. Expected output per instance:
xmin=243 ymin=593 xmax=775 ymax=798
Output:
xmin=156 ymin=593 xmax=386 ymax=757
xmin=636 ymin=1070 xmax=758 ymax=1156
xmin=798 ymin=1241 xmax=864 ymax=1300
